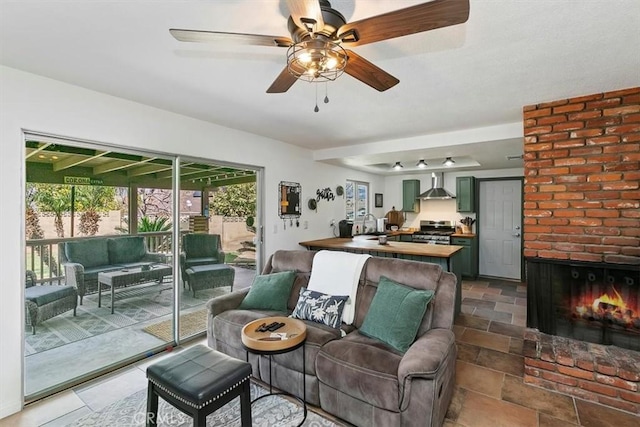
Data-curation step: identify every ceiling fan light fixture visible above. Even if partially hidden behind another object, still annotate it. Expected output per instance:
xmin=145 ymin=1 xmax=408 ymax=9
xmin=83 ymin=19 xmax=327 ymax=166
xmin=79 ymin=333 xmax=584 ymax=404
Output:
xmin=393 ymin=161 xmax=404 ymax=171
xmin=443 ymin=157 xmax=455 ymax=167
xmin=287 ymin=39 xmax=347 ymax=83
xmin=416 ymin=159 xmax=428 ymax=168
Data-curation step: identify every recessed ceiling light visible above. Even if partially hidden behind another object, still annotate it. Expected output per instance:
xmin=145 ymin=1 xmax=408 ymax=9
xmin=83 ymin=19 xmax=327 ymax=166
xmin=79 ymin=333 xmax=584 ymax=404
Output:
xmin=443 ymin=157 xmax=455 ymax=167
xmin=38 ymin=154 xmax=45 ymax=159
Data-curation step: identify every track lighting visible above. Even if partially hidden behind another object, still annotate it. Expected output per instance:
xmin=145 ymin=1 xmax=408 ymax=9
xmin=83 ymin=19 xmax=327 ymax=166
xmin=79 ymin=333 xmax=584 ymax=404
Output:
xmin=416 ymin=159 xmax=428 ymax=169
xmin=443 ymin=157 xmax=455 ymax=167
xmin=392 ymin=162 xmax=404 ymax=171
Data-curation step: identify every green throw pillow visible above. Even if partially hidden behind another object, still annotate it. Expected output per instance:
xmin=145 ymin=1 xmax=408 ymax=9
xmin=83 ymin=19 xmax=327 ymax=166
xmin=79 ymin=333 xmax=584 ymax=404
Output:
xmin=360 ymin=276 xmax=434 ymax=353
xmin=239 ymin=270 xmax=296 ymax=312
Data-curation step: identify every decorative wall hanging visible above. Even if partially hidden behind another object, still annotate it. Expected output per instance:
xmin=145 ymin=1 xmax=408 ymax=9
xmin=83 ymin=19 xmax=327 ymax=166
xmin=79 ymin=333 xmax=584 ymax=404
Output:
xmin=336 ymin=185 xmax=344 ymax=197
xmin=375 ymin=193 xmax=384 ymax=208
xmin=316 ymin=187 xmax=335 ymax=202
xmin=308 ymin=198 xmax=318 ymax=212
xmin=279 ymin=181 xmax=301 ymax=229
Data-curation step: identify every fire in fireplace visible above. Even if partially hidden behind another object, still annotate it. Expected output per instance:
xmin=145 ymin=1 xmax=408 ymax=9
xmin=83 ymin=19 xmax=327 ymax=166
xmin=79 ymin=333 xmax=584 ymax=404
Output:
xmin=527 ymin=258 xmax=640 ymax=352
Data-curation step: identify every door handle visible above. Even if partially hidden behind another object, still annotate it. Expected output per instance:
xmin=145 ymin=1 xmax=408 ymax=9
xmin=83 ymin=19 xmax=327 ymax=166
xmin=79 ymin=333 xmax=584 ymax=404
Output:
xmin=513 ymin=233 xmax=521 ymax=237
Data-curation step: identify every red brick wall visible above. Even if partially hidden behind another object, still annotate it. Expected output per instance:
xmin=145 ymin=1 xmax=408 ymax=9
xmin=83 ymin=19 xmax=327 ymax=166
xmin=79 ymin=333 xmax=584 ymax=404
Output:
xmin=523 ymin=87 xmax=640 ymax=265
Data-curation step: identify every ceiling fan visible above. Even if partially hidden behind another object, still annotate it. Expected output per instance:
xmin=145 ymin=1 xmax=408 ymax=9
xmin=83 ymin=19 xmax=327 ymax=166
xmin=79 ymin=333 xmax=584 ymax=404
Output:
xmin=170 ymin=0 xmax=469 ymax=93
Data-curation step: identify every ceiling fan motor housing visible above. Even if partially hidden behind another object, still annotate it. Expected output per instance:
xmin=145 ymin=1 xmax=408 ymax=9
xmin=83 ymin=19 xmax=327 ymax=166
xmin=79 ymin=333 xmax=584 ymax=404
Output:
xmin=287 ymin=0 xmax=347 ymax=42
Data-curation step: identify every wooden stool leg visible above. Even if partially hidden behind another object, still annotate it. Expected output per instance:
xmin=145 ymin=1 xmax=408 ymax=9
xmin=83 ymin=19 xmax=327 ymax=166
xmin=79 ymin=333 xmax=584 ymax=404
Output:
xmin=240 ymin=381 xmax=252 ymax=427
xmin=146 ymin=381 xmax=159 ymax=427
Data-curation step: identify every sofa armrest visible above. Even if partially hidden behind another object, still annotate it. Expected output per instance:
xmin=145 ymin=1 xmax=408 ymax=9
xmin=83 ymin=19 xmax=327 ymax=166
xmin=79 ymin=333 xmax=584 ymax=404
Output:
xmin=398 ymin=328 xmax=456 ymax=382
xmin=62 ymin=262 xmax=86 ymax=296
xmin=397 ymin=328 xmax=456 ymax=411
xmin=206 ymin=288 xmax=249 ymax=318
xmin=218 ymin=251 xmax=226 ymax=264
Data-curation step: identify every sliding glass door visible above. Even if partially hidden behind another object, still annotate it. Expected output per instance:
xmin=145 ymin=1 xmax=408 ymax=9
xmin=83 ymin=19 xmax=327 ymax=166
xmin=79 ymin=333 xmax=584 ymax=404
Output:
xmin=23 ymin=134 xmax=261 ymax=401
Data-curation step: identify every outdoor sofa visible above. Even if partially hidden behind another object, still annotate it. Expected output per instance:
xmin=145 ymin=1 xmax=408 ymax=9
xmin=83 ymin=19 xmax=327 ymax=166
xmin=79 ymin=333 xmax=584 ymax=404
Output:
xmin=207 ymin=249 xmax=458 ymax=427
xmin=59 ymin=235 xmax=167 ymax=304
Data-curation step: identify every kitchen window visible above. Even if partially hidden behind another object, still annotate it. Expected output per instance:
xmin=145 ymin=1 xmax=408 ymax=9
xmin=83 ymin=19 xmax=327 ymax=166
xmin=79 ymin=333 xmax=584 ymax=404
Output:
xmin=345 ymin=180 xmax=369 ymax=221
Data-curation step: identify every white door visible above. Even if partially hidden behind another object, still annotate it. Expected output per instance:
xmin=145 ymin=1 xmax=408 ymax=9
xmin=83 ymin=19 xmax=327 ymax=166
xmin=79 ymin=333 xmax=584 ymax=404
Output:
xmin=478 ymin=179 xmax=522 ymax=280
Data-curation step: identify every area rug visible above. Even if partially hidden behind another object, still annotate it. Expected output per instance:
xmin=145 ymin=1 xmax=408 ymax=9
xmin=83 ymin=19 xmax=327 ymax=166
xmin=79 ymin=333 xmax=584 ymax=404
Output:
xmin=25 ymin=285 xmax=230 ymax=356
xmin=142 ymin=309 xmax=208 ymax=341
xmin=65 ymin=382 xmax=343 ymax=427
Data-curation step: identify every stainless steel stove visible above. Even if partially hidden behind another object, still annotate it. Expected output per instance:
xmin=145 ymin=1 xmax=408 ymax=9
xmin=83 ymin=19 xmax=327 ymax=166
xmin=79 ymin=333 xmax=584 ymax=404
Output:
xmin=412 ymin=220 xmax=456 ymax=245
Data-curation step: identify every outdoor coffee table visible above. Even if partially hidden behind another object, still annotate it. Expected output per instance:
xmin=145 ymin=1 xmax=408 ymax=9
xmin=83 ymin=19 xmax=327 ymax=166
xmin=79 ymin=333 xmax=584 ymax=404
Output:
xmin=241 ymin=316 xmax=307 ymax=426
xmin=97 ymin=264 xmax=172 ymax=314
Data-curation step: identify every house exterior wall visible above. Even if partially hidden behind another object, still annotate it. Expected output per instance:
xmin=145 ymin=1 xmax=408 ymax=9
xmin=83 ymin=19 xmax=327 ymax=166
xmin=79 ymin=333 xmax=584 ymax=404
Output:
xmin=0 ymin=66 xmax=383 ymax=418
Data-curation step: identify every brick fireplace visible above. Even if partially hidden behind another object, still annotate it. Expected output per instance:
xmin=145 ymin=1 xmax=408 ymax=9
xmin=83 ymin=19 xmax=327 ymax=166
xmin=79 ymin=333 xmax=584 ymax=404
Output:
xmin=522 ymin=87 xmax=640 ymax=414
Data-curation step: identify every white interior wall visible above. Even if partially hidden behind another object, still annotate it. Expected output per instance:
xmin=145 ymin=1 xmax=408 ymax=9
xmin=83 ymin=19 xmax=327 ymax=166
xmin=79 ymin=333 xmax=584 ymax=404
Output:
xmin=0 ymin=66 xmax=383 ymax=418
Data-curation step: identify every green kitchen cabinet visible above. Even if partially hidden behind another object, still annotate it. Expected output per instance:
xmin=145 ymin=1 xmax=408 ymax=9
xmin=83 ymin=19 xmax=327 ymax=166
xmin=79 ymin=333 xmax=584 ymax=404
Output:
xmin=399 ymin=234 xmax=413 ymax=242
xmin=402 ymin=179 xmax=420 ymax=213
xmin=451 ymin=236 xmax=478 ymax=279
xmin=456 ymin=176 xmax=476 ymax=213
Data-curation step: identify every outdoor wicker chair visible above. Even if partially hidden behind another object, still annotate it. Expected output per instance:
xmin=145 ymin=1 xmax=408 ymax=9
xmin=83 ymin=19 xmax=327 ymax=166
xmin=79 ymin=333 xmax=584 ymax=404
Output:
xmin=25 ymin=270 xmax=78 ymax=334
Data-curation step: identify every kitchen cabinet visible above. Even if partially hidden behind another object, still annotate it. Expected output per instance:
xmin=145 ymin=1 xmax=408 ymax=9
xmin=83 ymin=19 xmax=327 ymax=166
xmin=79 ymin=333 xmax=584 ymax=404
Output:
xmin=456 ymin=176 xmax=476 ymax=213
xmin=402 ymin=179 xmax=421 ymax=213
xmin=399 ymin=234 xmax=413 ymax=242
xmin=451 ymin=236 xmax=478 ymax=279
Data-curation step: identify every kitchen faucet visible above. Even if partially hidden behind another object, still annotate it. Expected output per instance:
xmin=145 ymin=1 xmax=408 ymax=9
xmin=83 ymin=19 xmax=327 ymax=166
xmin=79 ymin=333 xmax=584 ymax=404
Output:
xmin=362 ymin=213 xmax=377 ymax=234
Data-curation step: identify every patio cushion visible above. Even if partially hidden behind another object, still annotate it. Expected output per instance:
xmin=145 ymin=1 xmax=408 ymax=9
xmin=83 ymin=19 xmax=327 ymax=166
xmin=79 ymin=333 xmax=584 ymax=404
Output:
xmin=108 ymin=236 xmax=146 ymax=264
xmin=25 ymin=285 xmax=77 ymax=306
xmin=184 ymin=257 xmax=220 ymax=267
xmin=83 ymin=265 xmax=124 ymax=281
xmin=184 ymin=234 xmax=221 ymax=259
xmin=65 ymin=239 xmax=109 ymax=268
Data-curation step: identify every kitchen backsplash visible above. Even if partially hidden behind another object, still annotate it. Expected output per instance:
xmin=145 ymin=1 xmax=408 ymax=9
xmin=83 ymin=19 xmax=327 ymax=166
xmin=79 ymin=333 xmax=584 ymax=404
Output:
xmin=403 ymin=199 xmax=477 ymax=229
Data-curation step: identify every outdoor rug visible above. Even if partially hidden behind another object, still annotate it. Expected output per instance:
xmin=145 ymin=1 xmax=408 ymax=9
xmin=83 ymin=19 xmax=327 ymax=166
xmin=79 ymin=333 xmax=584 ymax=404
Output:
xmin=25 ymin=284 xmax=230 ymax=356
xmin=65 ymin=382 xmax=343 ymax=427
xmin=142 ymin=309 xmax=208 ymax=341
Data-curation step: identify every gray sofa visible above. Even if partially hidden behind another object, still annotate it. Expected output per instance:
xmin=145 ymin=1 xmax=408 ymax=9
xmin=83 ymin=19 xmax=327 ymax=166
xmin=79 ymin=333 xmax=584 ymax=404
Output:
xmin=207 ymin=250 xmax=458 ymax=427
xmin=59 ymin=235 xmax=167 ymax=304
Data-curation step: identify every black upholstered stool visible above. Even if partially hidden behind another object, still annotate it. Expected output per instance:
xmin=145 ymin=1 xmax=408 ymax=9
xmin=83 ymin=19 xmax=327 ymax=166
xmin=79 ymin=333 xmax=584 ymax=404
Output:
xmin=146 ymin=344 xmax=252 ymax=427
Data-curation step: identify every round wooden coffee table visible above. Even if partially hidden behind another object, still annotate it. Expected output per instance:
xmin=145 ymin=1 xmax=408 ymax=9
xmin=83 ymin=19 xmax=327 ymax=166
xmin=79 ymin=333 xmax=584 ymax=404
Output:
xmin=241 ymin=316 xmax=307 ymax=426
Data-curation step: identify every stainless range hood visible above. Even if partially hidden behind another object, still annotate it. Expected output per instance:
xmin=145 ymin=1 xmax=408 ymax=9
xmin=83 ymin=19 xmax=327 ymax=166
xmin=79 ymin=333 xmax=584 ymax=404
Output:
xmin=418 ymin=173 xmax=455 ymax=200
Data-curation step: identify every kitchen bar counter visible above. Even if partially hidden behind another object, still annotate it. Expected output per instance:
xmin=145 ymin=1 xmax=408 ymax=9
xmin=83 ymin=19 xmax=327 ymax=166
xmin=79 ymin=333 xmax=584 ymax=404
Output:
xmin=298 ymin=237 xmax=463 ymax=258
xmin=298 ymin=237 xmax=463 ymax=315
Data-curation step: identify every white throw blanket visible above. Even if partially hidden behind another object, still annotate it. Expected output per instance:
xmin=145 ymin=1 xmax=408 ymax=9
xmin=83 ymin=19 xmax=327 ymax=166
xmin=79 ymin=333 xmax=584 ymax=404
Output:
xmin=307 ymin=250 xmax=371 ymax=325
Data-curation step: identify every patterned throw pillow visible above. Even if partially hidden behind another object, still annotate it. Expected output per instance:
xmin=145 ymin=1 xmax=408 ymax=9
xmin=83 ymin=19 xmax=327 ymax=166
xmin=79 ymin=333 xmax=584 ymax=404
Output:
xmin=291 ymin=287 xmax=349 ymax=329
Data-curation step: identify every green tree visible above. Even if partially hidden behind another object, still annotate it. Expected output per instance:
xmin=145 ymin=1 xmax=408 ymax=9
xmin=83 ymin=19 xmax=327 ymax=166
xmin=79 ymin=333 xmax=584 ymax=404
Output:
xmin=115 ymin=215 xmax=172 ymax=233
xmin=76 ymin=186 xmax=117 ymax=236
xmin=210 ymin=183 xmax=256 ymax=217
xmin=32 ymin=184 xmax=72 ymax=237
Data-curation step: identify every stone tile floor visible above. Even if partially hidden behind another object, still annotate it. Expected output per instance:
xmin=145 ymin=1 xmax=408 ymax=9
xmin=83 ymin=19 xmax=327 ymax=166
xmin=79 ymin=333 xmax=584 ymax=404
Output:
xmin=3 ymin=277 xmax=639 ymax=426
xmin=447 ymin=278 xmax=639 ymax=427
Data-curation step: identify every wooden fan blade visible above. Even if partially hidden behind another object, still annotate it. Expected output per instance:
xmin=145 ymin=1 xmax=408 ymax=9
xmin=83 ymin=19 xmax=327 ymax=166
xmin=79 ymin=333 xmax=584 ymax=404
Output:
xmin=266 ymin=66 xmax=298 ymax=93
xmin=338 ymin=0 xmax=469 ymax=47
xmin=286 ymin=0 xmax=325 ymax=33
xmin=170 ymin=29 xmax=293 ymax=47
xmin=344 ymin=50 xmax=399 ymax=92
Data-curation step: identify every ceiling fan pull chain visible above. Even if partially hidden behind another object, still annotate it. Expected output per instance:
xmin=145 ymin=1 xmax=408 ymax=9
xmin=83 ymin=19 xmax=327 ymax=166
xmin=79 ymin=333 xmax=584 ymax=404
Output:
xmin=314 ymin=84 xmax=320 ymax=112
xmin=324 ymin=82 xmax=329 ymax=104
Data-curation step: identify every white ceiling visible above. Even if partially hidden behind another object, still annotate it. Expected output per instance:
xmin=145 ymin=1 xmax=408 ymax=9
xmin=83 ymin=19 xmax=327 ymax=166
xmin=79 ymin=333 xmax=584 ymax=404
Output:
xmin=2 ymin=0 xmax=639 ymax=175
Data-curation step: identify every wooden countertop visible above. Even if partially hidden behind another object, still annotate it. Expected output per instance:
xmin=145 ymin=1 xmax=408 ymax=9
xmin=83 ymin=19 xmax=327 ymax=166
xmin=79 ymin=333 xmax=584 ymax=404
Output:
xmin=299 ymin=237 xmax=463 ymax=258
xmin=451 ymin=233 xmax=476 ymax=238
